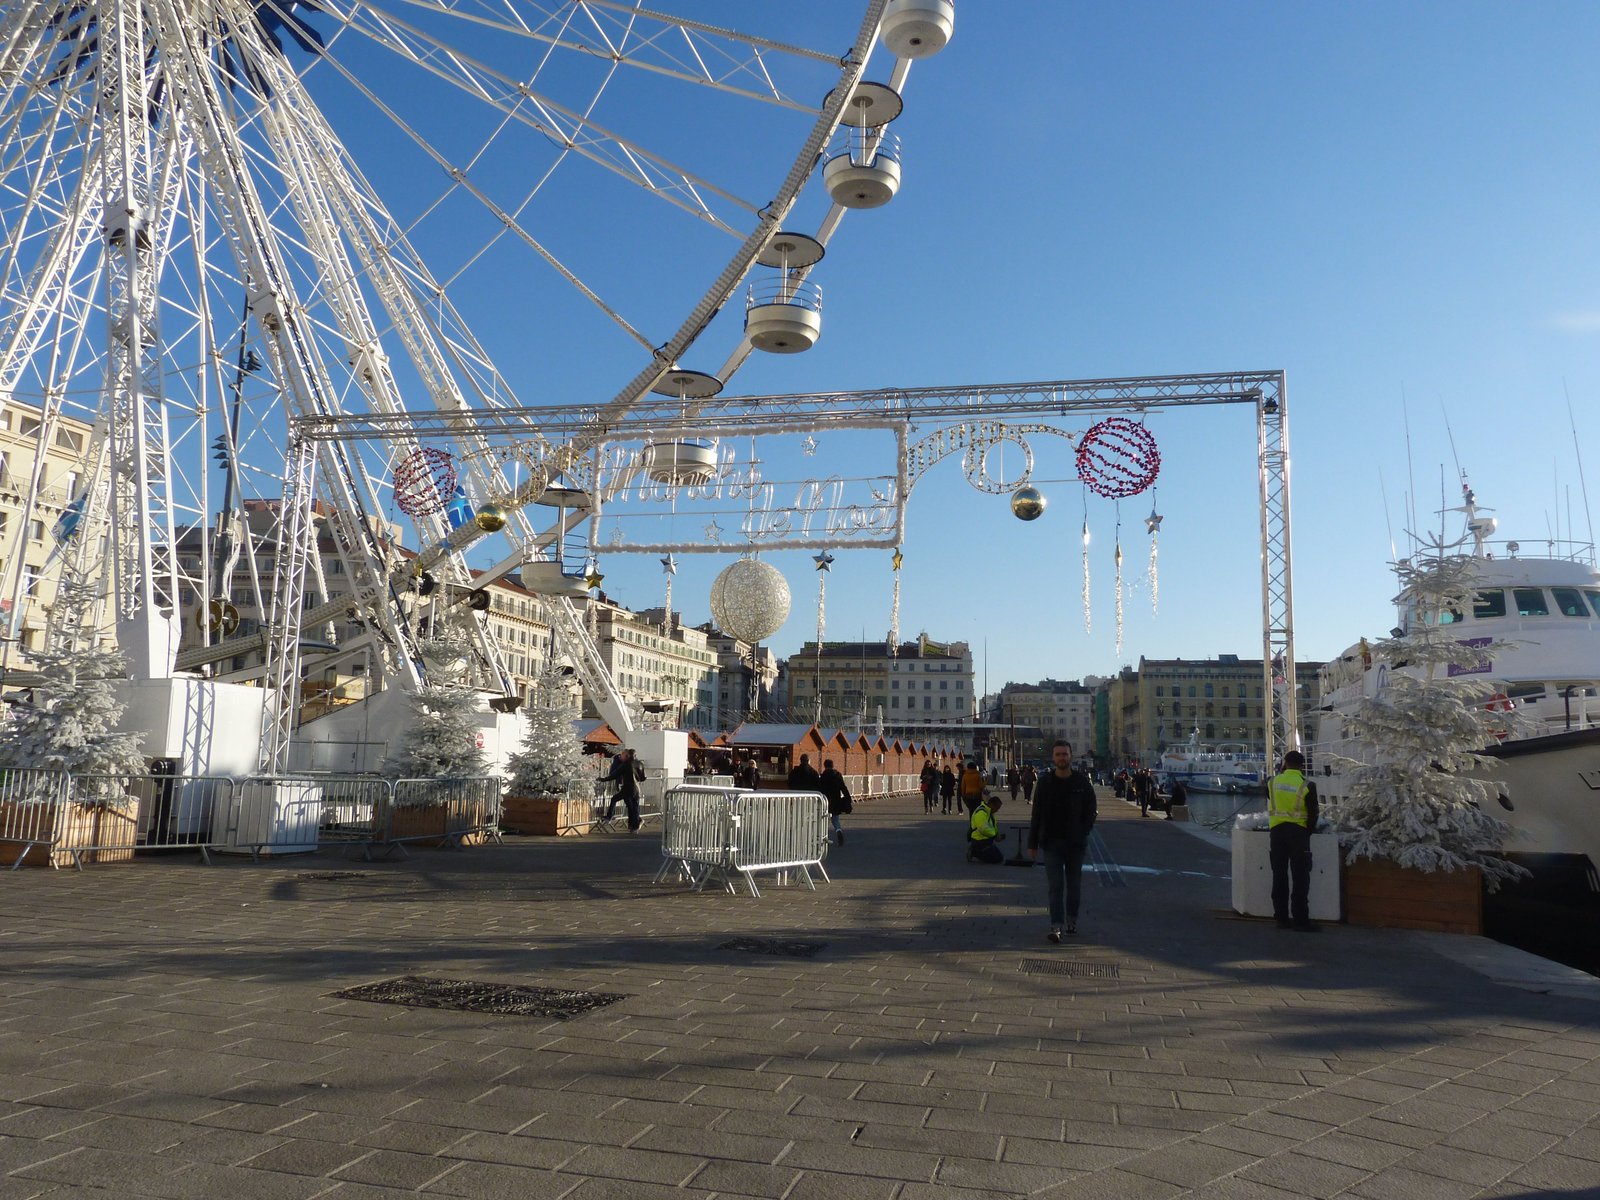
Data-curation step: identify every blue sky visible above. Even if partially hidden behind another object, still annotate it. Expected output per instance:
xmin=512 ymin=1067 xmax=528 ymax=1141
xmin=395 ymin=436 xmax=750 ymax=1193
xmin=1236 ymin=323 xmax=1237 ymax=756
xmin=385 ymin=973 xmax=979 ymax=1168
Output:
xmin=318 ymin=2 xmax=1600 ymax=695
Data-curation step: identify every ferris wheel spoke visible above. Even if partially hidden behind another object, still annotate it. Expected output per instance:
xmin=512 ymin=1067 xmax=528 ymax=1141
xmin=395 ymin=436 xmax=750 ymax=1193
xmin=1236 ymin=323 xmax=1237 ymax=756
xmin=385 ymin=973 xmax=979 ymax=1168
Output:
xmin=308 ymin=2 xmax=766 ymax=233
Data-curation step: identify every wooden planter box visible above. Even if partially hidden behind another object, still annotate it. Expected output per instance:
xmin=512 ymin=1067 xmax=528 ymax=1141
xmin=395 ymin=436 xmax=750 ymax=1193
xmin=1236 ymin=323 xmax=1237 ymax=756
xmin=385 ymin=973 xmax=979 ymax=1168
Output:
xmin=501 ymin=794 xmax=590 ymax=836
xmin=0 ymin=802 xmax=137 ymax=868
xmin=1343 ymin=854 xmax=1483 ymax=935
xmin=385 ymin=804 xmax=448 ymax=847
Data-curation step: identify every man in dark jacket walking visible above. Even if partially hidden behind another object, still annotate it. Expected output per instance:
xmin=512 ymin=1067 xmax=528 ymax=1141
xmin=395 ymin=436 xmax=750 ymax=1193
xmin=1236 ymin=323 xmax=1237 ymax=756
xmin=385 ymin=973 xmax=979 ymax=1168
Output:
xmin=1028 ymin=739 xmax=1097 ymax=941
xmin=817 ymin=758 xmax=851 ymax=846
xmin=603 ymin=748 xmax=646 ymax=832
xmin=787 ymin=752 xmax=822 ymax=792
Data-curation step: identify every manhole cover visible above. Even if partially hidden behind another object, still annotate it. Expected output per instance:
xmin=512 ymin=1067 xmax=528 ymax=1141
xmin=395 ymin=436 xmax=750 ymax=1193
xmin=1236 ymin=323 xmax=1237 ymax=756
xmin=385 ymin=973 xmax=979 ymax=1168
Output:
xmin=1020 ymin=958 xmax=1120 ymax=978
xmin=331 ymin=976 xmax=627 ymax=1019
xmin=297 ymin=871 xmax=369 ymax=882
xmin=719 ymin=936 xmax=826 ymax=958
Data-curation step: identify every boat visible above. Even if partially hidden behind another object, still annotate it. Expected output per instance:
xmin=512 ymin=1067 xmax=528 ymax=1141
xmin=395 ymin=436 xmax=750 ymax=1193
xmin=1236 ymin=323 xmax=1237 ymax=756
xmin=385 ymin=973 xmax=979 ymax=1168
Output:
xmin=1158 ymin=728 xmax=1267 ymax=794
xmin=1311 ymin=479 xmax=1600 ymax=966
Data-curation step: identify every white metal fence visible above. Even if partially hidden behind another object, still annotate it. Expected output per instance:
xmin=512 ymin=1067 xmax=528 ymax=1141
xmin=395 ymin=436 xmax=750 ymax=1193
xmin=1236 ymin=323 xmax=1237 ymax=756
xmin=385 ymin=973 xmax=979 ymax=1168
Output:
xmin=655 ymin=785 xmax=831 ymax=897
xmin=0 ymin=767 xmax=504 ymax=869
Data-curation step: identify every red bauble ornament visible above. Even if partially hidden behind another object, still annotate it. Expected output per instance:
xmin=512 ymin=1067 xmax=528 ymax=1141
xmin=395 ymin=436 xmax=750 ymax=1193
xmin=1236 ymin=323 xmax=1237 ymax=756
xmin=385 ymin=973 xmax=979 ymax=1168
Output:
xmin=1076 ymin=418 xmax=1161 ymax=499
xmin=393 ymin=447 xmax=457 ymax=517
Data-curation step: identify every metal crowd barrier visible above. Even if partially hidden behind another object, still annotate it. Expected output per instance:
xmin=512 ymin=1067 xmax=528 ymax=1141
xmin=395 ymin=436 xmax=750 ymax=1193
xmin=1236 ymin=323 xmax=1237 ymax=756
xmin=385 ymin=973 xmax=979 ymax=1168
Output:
xmin=0 ymin=768 xmax=506 ymax=867
xmin=0 ymin=767 xmax=78 ymax=870
xmin=655 ymin=786 xmax=830 ymax=897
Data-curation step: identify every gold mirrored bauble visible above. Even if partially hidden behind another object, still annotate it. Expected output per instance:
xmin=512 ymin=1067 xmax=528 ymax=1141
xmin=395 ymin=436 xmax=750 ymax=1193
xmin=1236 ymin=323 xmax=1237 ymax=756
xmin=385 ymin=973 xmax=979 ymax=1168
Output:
xmin=475 ymin=503 xmax=507 ymax=532
xmin=1010 ymin=486 xmax=1046 ymax=521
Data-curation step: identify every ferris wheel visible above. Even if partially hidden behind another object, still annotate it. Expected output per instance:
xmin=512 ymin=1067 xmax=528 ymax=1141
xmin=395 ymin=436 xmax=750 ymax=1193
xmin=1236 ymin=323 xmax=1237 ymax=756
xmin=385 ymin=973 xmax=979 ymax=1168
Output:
xmin=0 ymin=0 xmax=952 ymax=760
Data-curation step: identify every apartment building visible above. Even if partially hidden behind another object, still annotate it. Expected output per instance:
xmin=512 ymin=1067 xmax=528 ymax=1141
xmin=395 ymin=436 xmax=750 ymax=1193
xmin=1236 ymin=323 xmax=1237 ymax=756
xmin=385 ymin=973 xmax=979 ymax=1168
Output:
xmin=1108 ymin=653 xmax=1323 ymax=766
xmin=787 ymin=634 xmax=975 ymax=730
xmin=591 ymin=601 xmax=717 ymax=729
xmin=698 ymin=624 xmax=779 ymax=729
xmin=0 ymin=400 xmax=98 ymax=662
xmin=994 ymin=679 xmax=1096 ymax=761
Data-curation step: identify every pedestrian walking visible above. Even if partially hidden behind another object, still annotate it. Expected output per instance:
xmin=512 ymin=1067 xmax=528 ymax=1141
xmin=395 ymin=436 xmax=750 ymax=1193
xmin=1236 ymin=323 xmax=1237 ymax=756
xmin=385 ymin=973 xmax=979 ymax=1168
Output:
xmin=959 ymin=760 xmax=986 ymax=814
xmin=919 ymin=760 xmax=938 ymax=813
xmin=1006 ymin=764 xmax=1021 ymax=803
xmin=1020 ymin=762 xmax=1037 ymax=801
xmin=1028 ymin=739 xmax=1097 ymax=940
xmin=940 ymin=764 xmax=957 ymax=814
xmin=787 ymin=752 xmax=822 ymax=792
xmin=1269 ymin=750 xmax=1320 ymax=932
xmin=818 ymin=758 xmax=852 ymax=846
xmin=603 ymin=747 xmax=646 ymax=832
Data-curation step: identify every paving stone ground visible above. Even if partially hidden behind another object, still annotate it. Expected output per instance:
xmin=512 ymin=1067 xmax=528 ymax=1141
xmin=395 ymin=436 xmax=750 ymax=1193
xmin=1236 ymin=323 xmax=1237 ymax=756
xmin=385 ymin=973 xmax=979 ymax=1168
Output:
xmin=3 ymin=788 xmax=1599 ymax=1199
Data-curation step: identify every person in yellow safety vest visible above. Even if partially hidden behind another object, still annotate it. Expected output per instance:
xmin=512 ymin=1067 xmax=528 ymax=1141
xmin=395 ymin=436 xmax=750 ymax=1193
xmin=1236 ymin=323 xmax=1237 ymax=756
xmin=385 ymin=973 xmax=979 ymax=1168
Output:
xmin=968 ymin=794 xmax=1004 ymax=864
xmin=1268 ymin=750 xmax=1321 ymax=932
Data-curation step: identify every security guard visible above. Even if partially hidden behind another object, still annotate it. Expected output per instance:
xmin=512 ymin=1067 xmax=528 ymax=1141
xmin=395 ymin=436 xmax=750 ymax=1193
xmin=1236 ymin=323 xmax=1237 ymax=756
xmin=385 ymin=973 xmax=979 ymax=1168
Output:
xmin=1269 ymin=750 xmax=1320 ymax=931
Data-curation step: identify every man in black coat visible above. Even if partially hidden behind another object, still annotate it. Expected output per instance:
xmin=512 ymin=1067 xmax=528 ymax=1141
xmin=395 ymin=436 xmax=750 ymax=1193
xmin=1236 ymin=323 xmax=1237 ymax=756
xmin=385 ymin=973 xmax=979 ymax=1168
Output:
xmin=787 ymin=752 xmax=822 ymax=792
xmin=1028 ymin=739 xmax=1098 ymax=941
xmin=817 ymin=758 xmax=852 ymax=846
xmin=603 ymin=748 xmax=645 ymax=832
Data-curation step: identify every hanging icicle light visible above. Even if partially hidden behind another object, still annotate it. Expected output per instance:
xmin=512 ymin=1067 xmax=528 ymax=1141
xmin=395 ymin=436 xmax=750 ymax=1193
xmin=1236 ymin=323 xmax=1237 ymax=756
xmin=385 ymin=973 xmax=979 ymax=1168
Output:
xmin=1114 ymin=535 xmax=1125 ymax=657
xmin=888 ymin=547 xmax=904 ymax=651
xmin=814 ymin=550 xmax=834 ymax=645
xmin=1145 ymin=501 xmax=1163 ymax=616
xmin=1081 ymin=513 xmax=1092 ymax=636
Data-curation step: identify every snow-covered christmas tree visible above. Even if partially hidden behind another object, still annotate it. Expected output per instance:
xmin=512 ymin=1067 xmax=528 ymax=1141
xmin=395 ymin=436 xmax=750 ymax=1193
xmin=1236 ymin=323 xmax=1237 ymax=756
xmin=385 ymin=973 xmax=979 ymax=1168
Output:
xmin=382 ymin=638 xmax=488 ymax=779
xmin=1335 ymin=547 xmax=1525 ymax=889
xmin=505 ymin=667 xmax=586 ymax=798
xmin=0 ymin=578 xmax=145 ymax=803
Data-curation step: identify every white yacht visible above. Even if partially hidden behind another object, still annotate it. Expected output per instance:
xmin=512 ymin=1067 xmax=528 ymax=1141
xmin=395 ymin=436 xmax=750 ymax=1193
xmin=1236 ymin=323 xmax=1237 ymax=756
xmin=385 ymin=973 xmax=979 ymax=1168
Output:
xmin=1159 ymin=729 xmax=1267 ymax=793
xmin=1312 ymin=484 xmax=1600 ymax=894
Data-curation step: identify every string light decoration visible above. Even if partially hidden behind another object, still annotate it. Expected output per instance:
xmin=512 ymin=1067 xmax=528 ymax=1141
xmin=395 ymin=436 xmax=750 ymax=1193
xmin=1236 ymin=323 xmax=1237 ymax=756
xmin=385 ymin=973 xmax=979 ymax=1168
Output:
xmin=1076 ymin=417 xmax=1161 ymax=499
xmin=1145 ymin=499 xmax=1163 ymax=615
xmin=393 ymin=447 xmax=456 ymax=518
xmin=1114 ymin=520 xmax=1125 ymax=658
xmin=813 ymin=551 xmax=834 ymax=646
xmin=888 ymin=547 xmax=904 ymax=651
xmin=1081 ymin=507 xmax=1092 ymax=636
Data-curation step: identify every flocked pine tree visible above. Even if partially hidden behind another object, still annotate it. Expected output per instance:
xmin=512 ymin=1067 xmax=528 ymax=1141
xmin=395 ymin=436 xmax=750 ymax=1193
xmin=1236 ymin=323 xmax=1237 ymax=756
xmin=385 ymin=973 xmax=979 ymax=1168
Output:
xmin=382 ymin=638 xmax=488 ymax=780
xmin=1335 ymin=546 xmax=1526 ymax=889
xmin=505 ymin=668 xmax=586 ymax=798
xmin=0 ymin=578 xmax=146 ymax=803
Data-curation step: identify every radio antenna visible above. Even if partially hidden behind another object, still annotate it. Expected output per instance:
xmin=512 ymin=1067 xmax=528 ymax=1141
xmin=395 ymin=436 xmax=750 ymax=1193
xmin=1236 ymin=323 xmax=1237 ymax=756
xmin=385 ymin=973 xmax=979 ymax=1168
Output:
xmin=1402 ymin=385 xmax=1418 ymax=550
xmin=1378 ymin=465 xmax=1398 ymax=561
xmin=1564 ymin=380 xmax=1596 ymax=561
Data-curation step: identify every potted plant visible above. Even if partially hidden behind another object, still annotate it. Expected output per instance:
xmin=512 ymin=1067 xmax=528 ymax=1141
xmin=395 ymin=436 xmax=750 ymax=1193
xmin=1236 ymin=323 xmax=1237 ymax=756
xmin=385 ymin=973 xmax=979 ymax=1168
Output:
xmin=1335 ymin=549 xmax=1525 ymax=933
xmin=501 ymin=681 xmax=590 ymax=835
xmin=0 ymin=595 xmax=145 ymax=867
xmin=380 ymin=643 xmax=489 ymax=845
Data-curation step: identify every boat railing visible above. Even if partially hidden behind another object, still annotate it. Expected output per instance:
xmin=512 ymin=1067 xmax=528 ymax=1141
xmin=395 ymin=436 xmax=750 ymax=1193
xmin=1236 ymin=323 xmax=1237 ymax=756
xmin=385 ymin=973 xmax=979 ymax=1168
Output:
xmin=1472 ymin=534 xmax=1597 ymax=566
